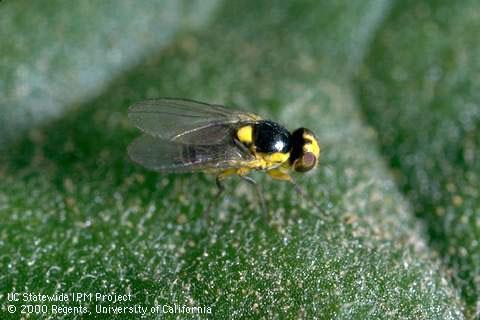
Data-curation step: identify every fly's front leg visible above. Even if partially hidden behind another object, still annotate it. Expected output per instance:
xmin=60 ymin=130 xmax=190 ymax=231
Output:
xmin=267 ymin=168 xmax=294 ymax=182
xmin=267 ymin=168 xmax=321 ymax=210
xmin=267 ymin=168 xmax=305 ymax=198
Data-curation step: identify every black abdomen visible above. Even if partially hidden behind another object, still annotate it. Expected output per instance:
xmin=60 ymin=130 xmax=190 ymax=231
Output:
xmin=253 ymin=121 xmax=292 ymax=153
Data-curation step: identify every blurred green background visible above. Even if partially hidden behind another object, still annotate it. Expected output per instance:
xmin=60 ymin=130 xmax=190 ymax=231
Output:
xmin=0 ymin=0 xmax=478 ymax=319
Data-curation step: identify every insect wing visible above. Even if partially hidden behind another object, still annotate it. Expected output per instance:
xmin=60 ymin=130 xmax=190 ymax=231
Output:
xmin=127 ymin=134 xmax=254 ymax=173
xmin=128 ymin=98 xmax=260 ymax=144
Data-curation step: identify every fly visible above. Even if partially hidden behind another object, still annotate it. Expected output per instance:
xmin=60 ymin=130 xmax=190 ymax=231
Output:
xmin=127 ymin=98 xmax=320 ymax=213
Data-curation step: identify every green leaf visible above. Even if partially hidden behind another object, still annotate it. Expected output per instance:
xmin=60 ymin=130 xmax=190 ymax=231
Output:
xmin=0 ymin=0 xmax=219 ymax=147
xmin=356 ymin=0 xmax=480 ymax=317
xmin=0 ymin=0 xmax=466 ymax=319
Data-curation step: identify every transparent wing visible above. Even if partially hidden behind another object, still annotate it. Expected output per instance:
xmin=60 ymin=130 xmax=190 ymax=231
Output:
xmin=127 ymin=134 xmax=254 ymax=173
xmin=128 ymin=98 xmax=260 ymax=144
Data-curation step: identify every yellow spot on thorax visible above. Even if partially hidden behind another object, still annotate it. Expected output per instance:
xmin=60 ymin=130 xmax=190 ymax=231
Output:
xmin=236 ymin=125 xmax=253 ymax=144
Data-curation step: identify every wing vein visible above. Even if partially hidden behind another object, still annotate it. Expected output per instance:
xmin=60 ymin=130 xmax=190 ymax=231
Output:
xmin=128 ymin=98 xmax=259 ymax=144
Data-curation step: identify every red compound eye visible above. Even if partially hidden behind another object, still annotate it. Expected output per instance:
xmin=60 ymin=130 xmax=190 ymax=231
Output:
xmin=294 ymin=152 xmax=316 ymax=172
xmin=302 ymin=152 xmax=316 ymax=167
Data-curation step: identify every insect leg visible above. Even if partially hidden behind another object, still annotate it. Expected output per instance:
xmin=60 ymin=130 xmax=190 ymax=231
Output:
xmin=289 ymin=178 xmax=305 ymax=197
xmin=239 ymin=175 xmax=268 ymax=215
xmin=203 ymin=171 xmax=233 ymax=217
xmin=215 ymin=175 xmax=225 ymax=192
xmin=268 ymin=169 xmax=308 ymax=201
xmin=288 ymin=178 xmax=324 ymax=212
xmin=267 ymin=168 xmax=323 ymax=212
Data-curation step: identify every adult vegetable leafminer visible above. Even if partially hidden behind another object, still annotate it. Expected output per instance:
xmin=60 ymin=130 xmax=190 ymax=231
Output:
xmin=127 ymin=98 xmax=320 ymax=212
